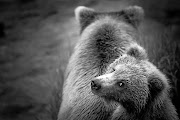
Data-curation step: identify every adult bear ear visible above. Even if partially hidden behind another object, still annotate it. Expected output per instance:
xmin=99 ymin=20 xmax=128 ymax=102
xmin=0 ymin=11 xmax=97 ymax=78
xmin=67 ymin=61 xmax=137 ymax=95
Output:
xmin=121 ymin=6 xmax=144 ymax=27
xmin=126 ymin=43 xmax=147 ymax=60
xmin=75 ymin=6 xmax=96 ymax=32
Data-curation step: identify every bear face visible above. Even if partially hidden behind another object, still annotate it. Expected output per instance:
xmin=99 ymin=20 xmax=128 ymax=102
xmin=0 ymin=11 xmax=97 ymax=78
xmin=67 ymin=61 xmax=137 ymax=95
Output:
xmin=91 ymin=45 xmax=168 ymax=114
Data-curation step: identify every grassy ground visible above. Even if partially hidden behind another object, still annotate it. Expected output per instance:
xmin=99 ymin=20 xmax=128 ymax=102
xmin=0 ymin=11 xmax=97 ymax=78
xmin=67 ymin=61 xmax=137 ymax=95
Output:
xmin=0 ymin=0 xmax=179 ymax=120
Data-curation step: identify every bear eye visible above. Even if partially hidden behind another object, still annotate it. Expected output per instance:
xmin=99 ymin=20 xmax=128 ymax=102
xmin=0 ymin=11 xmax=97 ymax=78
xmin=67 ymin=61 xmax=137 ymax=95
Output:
xmin=110 ymin=68 xmax=116 ymax=73
xmin=117 ymin=81 xmax=125 ymax=87
xmin=112 ymin=68 xmax=116 ymax=72
xmin=108 ymin=67 xmax=116 ymax=73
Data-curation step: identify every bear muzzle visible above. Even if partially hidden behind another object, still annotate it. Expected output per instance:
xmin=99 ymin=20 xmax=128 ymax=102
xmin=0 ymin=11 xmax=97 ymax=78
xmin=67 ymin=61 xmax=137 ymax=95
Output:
xmin=91 ymin=79 xmax=102 ymax=91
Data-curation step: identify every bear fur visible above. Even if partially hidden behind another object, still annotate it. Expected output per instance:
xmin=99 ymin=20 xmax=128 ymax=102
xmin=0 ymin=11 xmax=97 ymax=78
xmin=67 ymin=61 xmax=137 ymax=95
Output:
xmin=58 ymin=6 xmax=179 ymax=120
xmin=92 ymin=45 xmax=179 ymax=120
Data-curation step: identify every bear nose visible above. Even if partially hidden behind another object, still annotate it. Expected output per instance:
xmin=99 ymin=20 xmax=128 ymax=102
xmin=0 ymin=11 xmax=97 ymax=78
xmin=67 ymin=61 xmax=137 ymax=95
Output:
xmin=91 ymin=80 xmax=101 ymax=91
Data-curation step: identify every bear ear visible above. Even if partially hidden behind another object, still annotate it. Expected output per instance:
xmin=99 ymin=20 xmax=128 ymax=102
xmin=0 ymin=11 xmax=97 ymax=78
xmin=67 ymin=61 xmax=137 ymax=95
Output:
xmin=121 ymin=6 xmax=144 ymax=27
xmin=148 ymin=77 xmax=165 ymax=99
xmin=148 ymin=72 xmax=169 ymax=99
xmin=75 ymin=6 xmax=96 ymax=32
xmin=126 ymin=44 xmax=147 ymax=60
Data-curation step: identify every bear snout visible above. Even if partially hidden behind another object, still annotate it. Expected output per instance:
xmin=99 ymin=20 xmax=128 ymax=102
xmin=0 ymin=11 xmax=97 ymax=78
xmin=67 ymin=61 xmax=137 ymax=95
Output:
xmin=91 ymin=79 xmax=102 ymax=91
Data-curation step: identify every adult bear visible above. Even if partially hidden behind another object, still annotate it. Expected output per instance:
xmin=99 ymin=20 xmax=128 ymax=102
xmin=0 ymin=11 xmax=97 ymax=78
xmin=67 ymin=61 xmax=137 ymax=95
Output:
xmin=58 ymin=6 xmax=179 ymax=120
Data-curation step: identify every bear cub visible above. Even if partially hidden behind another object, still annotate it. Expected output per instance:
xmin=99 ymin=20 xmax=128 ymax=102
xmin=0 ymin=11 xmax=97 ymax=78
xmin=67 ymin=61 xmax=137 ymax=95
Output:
xmin=91 ymin=44 xmax=179 ymax=120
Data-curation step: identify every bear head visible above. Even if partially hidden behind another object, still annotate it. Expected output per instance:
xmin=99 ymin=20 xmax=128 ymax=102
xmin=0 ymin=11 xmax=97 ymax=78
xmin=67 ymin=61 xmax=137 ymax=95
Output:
xmin=74 ymin=6 xmax=146 ymax=71
xmin=91 ymin=44 xmax=169 ymax=114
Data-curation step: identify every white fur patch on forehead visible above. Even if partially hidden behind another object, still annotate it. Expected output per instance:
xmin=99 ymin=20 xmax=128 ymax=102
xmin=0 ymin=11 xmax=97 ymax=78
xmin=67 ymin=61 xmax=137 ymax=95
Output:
xmin=96 ymin=73 xmax=114 ymax=85
xmin=96 ymin=73 xmax=114 ymax=80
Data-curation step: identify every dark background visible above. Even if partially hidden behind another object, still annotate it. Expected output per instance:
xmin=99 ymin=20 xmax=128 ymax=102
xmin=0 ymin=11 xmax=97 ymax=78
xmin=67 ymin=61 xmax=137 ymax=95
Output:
xmin=0 ymin=0 xmax=180 ymax=120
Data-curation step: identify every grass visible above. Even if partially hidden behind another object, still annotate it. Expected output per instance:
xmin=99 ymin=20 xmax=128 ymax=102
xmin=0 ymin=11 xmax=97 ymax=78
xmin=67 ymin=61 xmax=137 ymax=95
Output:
xmin=139 ymin=19 xmax=180 ymax=114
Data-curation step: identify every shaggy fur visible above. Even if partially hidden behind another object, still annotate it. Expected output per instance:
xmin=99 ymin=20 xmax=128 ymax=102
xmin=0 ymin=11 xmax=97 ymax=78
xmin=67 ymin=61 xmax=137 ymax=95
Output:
xmin=94 ymin=47 xmax=178 ymax=120
xmin=58 ymin=6 xmax=179 ymax=120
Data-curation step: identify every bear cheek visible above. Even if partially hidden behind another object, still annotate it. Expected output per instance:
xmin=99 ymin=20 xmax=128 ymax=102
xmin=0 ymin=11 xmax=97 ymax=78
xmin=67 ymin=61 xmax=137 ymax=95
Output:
xmin=130 ymin=88 xmax=149 ymax=111
xmin=97 ymin=85 xmax=118 ymax=101
xmin=102 ymin=86 xmax=124 ymax=102
xmin=99 ymin=85 xmax=116 ymax=97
